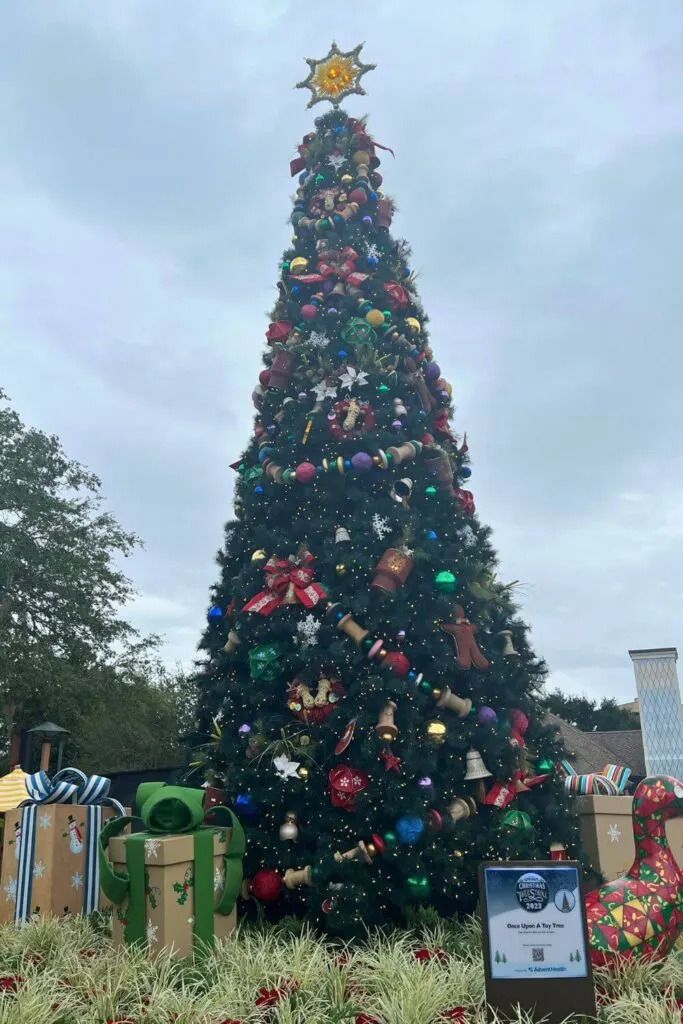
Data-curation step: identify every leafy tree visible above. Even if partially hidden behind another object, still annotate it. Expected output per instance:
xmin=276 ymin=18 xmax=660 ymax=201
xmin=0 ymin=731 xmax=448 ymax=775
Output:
xmin=542 ymin=690 xmax=637 ymax=732
xmin=193 ymin=93 xmax=580 ymax=938
xmin=0 ymin=388 xmax=157 ymax=748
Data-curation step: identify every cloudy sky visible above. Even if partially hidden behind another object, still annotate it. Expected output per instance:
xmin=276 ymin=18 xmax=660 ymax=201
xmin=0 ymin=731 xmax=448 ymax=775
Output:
xmin=2 ymin=0 xmax=682 ymax=703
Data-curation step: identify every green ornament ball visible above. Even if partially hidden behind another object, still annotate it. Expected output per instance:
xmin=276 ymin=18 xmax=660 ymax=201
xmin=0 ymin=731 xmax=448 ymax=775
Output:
xmin=538 ymin=758 xmax=555 ymax=773
xmin=406 ymin=874 xmax=431 ymax=899
xmin=434 ymin=570 xmax=458 ymax=593
xmin=248 ymin=643 xmax=282 ymax=681
xmin=501 ymin=809 xmax=533 ymax=831
xmin=378 ymin=384 xmax=390 ymax=393
xmin=382 ymin=831 xmax=398 ymax=849
xmin=425 ymin=485 xmax=437 ymax=497
xmin=341 ymin=316 xmax=377 ymax=349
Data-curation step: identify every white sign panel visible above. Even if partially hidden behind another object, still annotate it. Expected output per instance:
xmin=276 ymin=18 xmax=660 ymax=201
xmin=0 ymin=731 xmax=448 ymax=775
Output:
xmin=483 ymin=865 xmax=589 ymax=980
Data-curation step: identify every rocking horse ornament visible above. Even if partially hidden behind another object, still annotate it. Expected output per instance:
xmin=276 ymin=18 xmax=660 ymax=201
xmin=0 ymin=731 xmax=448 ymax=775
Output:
xmin=585 ymin=775 xmax=683 ymax=965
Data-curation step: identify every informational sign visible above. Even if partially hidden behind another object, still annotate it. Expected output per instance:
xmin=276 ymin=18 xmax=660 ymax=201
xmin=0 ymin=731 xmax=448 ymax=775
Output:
xmin=479 ymin=862 xmax=596 ymax=1024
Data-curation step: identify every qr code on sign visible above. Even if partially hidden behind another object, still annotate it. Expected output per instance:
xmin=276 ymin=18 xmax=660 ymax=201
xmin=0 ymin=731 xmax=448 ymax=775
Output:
xmin=532 ymin=948 xmax=545 ymax=962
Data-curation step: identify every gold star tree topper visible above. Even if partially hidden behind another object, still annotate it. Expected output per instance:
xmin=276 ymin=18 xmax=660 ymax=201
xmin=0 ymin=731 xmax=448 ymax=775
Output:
xmin=296 ymin=42 xmax=376 ymax=108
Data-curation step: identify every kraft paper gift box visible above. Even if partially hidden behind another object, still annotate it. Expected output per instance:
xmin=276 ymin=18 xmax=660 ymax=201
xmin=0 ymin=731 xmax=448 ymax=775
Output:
xmin=576 ymin=794 xmax=683 ymax=881
xmin=100 ymin=783 xmax=245 ymax=959
xmin=0 ymin=768 xmax=127 ymax=926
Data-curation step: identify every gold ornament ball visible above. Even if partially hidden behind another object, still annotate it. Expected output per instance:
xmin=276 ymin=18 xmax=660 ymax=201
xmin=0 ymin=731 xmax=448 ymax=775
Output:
xmin=335 ymin=563 xmax=348 ymax=576
xmin=300 ymin=734 xmax=311 ymax=746
xmin=290 ymin=256 xmax=309 ymax=275
xmin=251 ymin=549 xmax=268 ymax=564
xmin=341 ymin=173 xmax=353 ymax=185
xmin=426 ymin=719 xmax=447 ymax=743
xmin=365 ymin=308 xmax=385 ymax=328
xmin=353 ymin=150 xmax=371 ymax=166
xmin=405 ymin=317 xmax=421 ymax=335
xmin=298 ymin=766 xmax=309 ymax=779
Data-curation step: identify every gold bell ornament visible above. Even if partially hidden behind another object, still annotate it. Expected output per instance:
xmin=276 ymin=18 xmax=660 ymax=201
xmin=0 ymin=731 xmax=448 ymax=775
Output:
xmin=279 ymin=811 xmax=299 ymax=841
xmin=433 ymin=686 xmax=472 ymax=717
xmin=499 ymin=630 xmax=520 ymax=657
xmin=375 ymin=700 xmax=399 ymax=742
xmin=425 ymin=719 xmax=447 ymax=743
xmin=283 ymin=865 xmax=312 ymax=889
xmin=447 ymin=796 xmax=478 ymax=823
xmin=464 ymin=748 xmax=492 ymax=781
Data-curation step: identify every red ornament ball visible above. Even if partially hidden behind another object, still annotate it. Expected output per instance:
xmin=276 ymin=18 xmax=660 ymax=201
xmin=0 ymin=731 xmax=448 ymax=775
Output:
xmin=382 ymin=650 xmax=411 ymax=677
xmin=301 ymin=304 xmax=318 ymax=320
xmin=259 ymin=369 xmax=271 ymax=387
xmin=349 ymin=187 xmax=368 ymax=205
xmin=295 ymin=461 xmax=317 ymax=484
xmin=509 ymin=708 xmax=529 ymax=736
xmin=250 ymin=868 xmax=282 ymax=903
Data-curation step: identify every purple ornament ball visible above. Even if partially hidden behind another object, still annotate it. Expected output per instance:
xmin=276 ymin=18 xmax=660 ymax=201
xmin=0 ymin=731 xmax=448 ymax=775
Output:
xmin=391 ymin=419 xmax=403 ymax=431
xmin=238 ymin=723 xmax=252 ymax=736
xmin=361 ymin=215 xmax=374 ymax=227
xmin=351 ymin=451 xmax=373 ymax=473
xmin=301 ymin=304 xmax=318 ymax=320
xmin=418 ymin=776 xmax=433 ymax=788
xmin=425 ymin=362 xmax=441 ymax=381
xmin=477 ymin=705 xmax=498 ymax=725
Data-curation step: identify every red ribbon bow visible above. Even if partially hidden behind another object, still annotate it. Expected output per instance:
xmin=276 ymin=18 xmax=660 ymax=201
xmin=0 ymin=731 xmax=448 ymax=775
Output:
xmin=317 ymin=247 xmax=368 ymax=289
xmin=242 ymin=557 xmax=326 ymax=616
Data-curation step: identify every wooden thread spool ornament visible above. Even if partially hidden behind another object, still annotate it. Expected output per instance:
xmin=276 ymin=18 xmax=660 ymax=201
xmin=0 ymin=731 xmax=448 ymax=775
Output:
xmin=329 ymin=605 xmax=369 ymax=646
xmin=283 ymin=865 xmax=312 ymax=889
xmin=386 ymin=441 xmax=419 ymax=464
xmin=223 ymin=630 xmax=240 ymax=653
xmin=433 ymin=686 xmax=472 ymax=717
xmin=447 ymin=796 xmax=477 ymax=823
xmin=334 ymin=835 xmax=385 ymax=865
xmin=375 ymin=700 xmax=398 ymax=742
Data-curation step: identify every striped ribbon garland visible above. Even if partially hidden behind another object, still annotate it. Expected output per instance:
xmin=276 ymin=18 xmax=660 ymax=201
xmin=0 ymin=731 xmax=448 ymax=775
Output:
xmin=14 ymin=768 xmax=125 ymax=926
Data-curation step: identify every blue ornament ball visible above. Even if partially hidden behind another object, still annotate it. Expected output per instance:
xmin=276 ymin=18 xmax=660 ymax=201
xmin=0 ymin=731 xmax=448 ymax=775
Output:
xmin=396 ymin=815 xmax=425 ymax=845
xmin=367 ymin=256 xmax=379 ymax=267
xmin=426 ymin=530 xmax=438 ymax=541
xmin=291 ymin=284 xmax=302 ymax=296
xmin=461 ymin=466 xmax=472 ymax=479
xmin=254 ymin=485 xmax=265 ymax=495
xmin=258 ymin=447 xmax=274 ymax=464
xmin=235 ymin=794 xmax=259 ymax=818
xmin=207 ymin=605 xmax=222 ymax=620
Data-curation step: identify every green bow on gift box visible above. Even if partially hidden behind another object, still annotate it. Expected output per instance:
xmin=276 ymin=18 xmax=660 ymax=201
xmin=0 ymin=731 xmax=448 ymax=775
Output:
xmin=98 ymin=783 xmax=245 ymax=954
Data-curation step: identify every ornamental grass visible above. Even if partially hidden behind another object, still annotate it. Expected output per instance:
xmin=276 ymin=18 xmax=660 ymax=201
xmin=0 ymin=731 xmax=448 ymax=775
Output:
xmin=0 ymin=913 xmax=682 ymax=1023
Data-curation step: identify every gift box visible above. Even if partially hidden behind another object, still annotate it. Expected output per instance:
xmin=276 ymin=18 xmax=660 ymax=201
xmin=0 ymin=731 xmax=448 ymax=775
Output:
xmin=100 ymin=783 xmax=245 ymax=958
xmin=0 ymin=768 xmax=127 ymax=926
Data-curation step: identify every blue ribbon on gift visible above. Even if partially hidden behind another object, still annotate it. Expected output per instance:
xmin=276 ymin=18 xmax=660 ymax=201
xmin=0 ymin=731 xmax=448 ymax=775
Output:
xmin=14 ymin=767 xmax=125 ymax=926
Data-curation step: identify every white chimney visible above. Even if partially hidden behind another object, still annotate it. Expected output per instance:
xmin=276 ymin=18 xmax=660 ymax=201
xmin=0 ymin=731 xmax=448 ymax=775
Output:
xmin=629 ymin=648 xmax=683 ymax=778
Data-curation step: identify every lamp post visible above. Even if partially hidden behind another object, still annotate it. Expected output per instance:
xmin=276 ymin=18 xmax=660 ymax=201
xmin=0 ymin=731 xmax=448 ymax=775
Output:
xmin=27 ymin=721 xmax=70 ymax=773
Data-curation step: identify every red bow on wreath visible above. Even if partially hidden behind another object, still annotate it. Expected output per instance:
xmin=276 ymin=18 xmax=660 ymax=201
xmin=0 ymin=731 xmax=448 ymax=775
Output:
xmin=242 ymin=554 xmax=327 ymax=616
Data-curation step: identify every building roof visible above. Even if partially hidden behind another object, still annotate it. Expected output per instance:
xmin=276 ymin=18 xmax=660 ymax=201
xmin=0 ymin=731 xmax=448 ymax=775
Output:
xmin=546 ymin=714 xmax=646 ymax=778
xmin=593 ymin=730 xmax=646 ymax=778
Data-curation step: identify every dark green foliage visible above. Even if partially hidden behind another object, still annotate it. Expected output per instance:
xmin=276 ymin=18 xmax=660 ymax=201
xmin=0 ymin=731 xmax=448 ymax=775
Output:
xmin=193 ymin=107 xmax=581 ymax=938
xmin=542 ymin=690 xmax=638 ymax=732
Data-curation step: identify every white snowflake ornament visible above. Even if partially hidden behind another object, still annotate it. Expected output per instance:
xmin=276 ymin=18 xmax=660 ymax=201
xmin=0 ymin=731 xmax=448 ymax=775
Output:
xmin=372 ymin=513 xmax=392 ymax=540
xmin=338 ymin=366 xmax=369 ymax=391
xmin=363 ymin=241 xmax=381 ymax=261
xmin=146 ymin=919 xmax=159 ymax=945
xmin=307 ymin=330 xmax=330 ymax=350
xmin=33 ymin=860 xmax=46 ymax=879
xmin=459 ymin=525 xmax=477 ymax=548
xmin=297 ymin=613 xmax=321 ymax=648
xmin=4 ymin=877 xmax=17 ymax=903
xmin=607 ymin=823 xmax=621 ymax=843
xmin=328 ymin=153 xmax=346 ymax=170
xmin=145 ymin=838 xmax=161 ymax=859
xmin=71 ymin=872 xmax=84 ymax=890
xmin=273 ymin=754 xmax=301 ymax=780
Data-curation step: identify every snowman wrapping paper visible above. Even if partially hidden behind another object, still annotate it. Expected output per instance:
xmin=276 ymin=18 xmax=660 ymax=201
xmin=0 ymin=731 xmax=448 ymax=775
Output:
xmin=0 ymin=768 xmax=128 ymax=925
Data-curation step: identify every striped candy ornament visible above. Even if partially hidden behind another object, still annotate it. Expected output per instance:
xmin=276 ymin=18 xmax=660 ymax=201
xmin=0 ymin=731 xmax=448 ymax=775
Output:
xmin=14 ymin=768 xmax=125 ymax=926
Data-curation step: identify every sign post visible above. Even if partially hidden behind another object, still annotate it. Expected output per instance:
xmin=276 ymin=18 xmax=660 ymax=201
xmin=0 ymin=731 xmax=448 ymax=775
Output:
xmin=478 ymin=861 xmax=596 ymax=1023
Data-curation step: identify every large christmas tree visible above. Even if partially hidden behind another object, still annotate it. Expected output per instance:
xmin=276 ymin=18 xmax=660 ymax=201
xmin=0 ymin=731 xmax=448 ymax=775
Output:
xmin=193 ymin=44 xmax=580 ymax=937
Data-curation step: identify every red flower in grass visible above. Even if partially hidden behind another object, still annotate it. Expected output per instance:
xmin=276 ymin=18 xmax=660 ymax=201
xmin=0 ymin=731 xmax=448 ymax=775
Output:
xmin=440 ymin=1009 xmax=466 ymax=1022
xmin=255 ymin=978 xmax=299 ymax=1008
xmin=414 ymin=948 xmax=448 ymax=962
xmin=218 ymin=1020 xmax=243 ymax=1024
xmin=0 ymin=976 xmax=24 ymax=994
xmin=356 ymin=1015 xmax=380 ymax=1024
